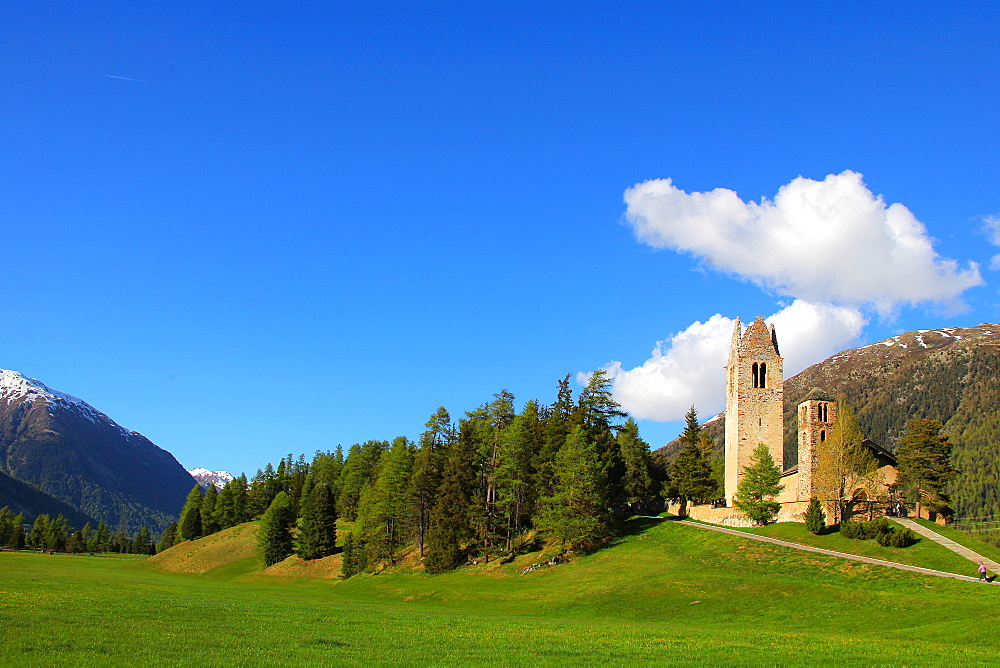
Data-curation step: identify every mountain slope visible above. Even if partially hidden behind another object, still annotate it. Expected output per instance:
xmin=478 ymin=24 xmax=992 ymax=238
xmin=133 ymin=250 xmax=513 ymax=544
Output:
xmin=0 ymin=468 xmax=98 ymax=527
xmin=0 ymin=370 xmax=195 ymax=531
xmin=661 ymin=324 xmax=1000 ymax=520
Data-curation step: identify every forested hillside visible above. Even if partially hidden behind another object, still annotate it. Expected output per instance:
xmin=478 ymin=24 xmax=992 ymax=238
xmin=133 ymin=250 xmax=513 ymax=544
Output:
xmin=661 ymin=324 xmax=1000 ymax=521
xmin=164 ymin=371 xmax=667 ymax=574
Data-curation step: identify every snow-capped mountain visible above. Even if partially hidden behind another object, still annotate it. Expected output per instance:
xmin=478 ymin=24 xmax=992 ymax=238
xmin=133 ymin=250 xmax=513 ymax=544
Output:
xmin=0 ymin=368 xmax=195 ymax=531
xmin=188 ymin=468 xmax=234 ymax=490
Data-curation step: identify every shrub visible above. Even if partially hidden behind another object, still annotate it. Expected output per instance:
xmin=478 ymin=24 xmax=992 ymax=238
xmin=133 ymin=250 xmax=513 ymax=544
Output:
xmin=877 ymin=527 xmax=918 ymax=548
xmin=840 ymin=517 xmax=891 ymax=540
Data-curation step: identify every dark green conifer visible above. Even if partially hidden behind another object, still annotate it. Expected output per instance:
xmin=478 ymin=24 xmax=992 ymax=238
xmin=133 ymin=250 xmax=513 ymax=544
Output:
xmin=733 ymin=443 xmax=784 ymax=526
xmin=157 ymin=522 xmax=178 ymax=552
xmin=178 ymin=484 xmax=204 ymax=542
xmin=296 ymin=482 xmax=338 ymax=560
xmin=804 ymin=497 xmax=825 ymax=534
xmin=537 ymin=425 xmax=610 ymax=551
xmin=201 ymin=484 xmax=221 ymax=535
xmin=258 ymin=491 xmax=295 ymax=567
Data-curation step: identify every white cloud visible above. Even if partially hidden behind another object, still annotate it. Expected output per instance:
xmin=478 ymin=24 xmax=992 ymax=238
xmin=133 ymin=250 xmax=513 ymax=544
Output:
xmin=595 ymin=171 xmax=984 ymax=423
xmin=624 ymin=171 xmax=982 ymax=313
xmin=983 ymin=215 xmax=1000 ymax=271
xmin=603 ymin=300 xmax=865 ymax=421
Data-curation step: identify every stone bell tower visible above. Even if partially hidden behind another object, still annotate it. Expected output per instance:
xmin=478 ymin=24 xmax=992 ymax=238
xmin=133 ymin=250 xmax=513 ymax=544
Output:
xmin=724 ymin=316 xmax=784 ymax=504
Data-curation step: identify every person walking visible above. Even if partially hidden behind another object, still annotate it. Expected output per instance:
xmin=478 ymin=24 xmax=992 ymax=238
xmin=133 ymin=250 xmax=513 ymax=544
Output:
xmin=978 ymin=563 xmax=988 ymax=582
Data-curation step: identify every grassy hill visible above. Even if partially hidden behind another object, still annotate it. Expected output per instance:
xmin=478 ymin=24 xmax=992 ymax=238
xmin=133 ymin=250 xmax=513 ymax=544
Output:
xmin=7 ymin=516 xmax=999 ymax=664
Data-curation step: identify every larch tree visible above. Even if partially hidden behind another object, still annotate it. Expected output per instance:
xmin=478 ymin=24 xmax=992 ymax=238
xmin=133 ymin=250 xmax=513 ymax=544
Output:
xmin=813 ymin=399 xmax=877 ymax=524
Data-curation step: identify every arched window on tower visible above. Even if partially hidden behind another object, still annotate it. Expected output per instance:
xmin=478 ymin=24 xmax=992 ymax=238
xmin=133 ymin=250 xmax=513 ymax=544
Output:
xmin=820 ymin=430 xmax=826 ymax=442
xmin=751 ymin=363 xmax=759 ymax=388
xmin=760 ymin=362 xmax=767 ymax=388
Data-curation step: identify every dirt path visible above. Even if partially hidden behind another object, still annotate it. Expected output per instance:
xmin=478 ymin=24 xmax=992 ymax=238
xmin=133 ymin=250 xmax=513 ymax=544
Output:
xmin=677 ymin=519 xmax=996 ymax=585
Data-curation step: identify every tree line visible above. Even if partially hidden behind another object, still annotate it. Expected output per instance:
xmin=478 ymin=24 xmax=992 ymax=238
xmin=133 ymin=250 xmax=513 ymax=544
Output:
xmin=0 ymin=508 xmax=156 ymax=555
xmin=166 ymin=372 xmax=741 ymax=575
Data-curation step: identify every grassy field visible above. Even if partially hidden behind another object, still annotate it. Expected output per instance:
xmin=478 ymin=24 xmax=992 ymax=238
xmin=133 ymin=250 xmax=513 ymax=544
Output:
xmin=4 ymin=517 xmax=1000 ymax=666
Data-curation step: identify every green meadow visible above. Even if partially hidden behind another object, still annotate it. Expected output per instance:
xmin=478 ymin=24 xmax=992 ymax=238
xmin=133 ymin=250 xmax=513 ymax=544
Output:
xmin=3 ymin=518 xmax=1000 ymax=666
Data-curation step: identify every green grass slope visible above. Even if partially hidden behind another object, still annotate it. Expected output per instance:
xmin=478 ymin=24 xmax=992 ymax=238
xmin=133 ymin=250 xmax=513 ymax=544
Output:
xmin=5 ymin=517 xmax=1000 ymax=665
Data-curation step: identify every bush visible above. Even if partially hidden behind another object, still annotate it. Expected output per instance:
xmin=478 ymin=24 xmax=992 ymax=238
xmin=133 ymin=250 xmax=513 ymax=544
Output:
xmin=876 ymin=527 xmax=918 ymax=548
xmin=840 ymin=517 xmax=891 ymax=540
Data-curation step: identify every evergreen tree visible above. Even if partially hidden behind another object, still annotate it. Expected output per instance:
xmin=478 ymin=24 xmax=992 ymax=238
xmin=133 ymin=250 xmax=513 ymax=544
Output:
xmin=412 ymin=407 xmax=450 ymax=558
xmin=804 ymin=497 xmax=825 ymax=534
xmin=340 ymin=532 xmax=366 ymax=578
xmin=0 ymin=507 xmax=14 ymax=547
xmin=296 ymin=482 xmax=338 ymax=560
xmin=357 ymin=437 xmax=413 ymax=564
xmin=201 ymin=484 xmax=221 ymax=535
xmin=178 ymin=484 xmax=204 ymax=542
xmin=897 ymin=418 xmax=958 ymax=518
xmin=6 ymin=513 xmax=25 ymax=549
xmin=495 ymin=410 xmax=535 ymax=554
xmin=28 ymin=514 xmax=50 ymax=549
xmin=133 ymin=526 xmax=154 ymax=555
xmin=733 ymin=443 xmax=784 ymax=526
xmin=424 ymin=432 xmax=476 ymax=573
xmin=157 ymin=522 xmax=178 ymax=552
xmin=47 ymin=514 xmax=69 ymax=552
xmin=258 ymin=491 xmax=296 ymax=567
xmin=91 ymin=520 xmax=110 ymax=552
xmin=618 ymin=418 xmax=657 ymax=513
xmin=537 ymin=425 xmax=610 ymax=551
xmin=670 ymin=408 xmax=716 ymax=511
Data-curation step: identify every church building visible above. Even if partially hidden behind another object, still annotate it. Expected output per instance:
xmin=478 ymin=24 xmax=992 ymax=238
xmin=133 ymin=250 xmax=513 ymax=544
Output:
xmin=718 ymin=315 xmax=899 ymax=523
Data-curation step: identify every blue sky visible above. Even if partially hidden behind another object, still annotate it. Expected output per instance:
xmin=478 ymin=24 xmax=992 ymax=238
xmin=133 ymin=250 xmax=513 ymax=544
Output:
xmin=2 ymin=2 xmax=998 ymax=476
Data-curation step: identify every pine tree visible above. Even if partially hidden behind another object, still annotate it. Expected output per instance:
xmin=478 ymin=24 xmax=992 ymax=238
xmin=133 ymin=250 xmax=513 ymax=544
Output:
xmin=201 ymin=484 xmax=221 ymax=535
xmin=357 ymin=437 xmax=413 ymax=564
xmin=412 ymin=407 xmax=450 ymax=558
xmin=733 ymin=443 xmax=784 ymax=526
xmin=178 ymin=484 xmax=204 ymax=542
xmin=897 ymin=418 xmax=958 ymax=518
xmin=156 ymin=522 xmax=178 ymax=552
xmin=29 ymin=514 xmax=50 ymax=549
xmin=6 ymin=513 xmax=25 ymax=549
xmin=0 ymin=507 xmax=14 ymax=547
xmin=424 ymin=432 xmax=476 ymax=573
xmin=296 ymin=482 xmax=338 ymax=560
xmin=340 ymin=532 xmax=366 ymax=578
xmin=258 ymin=491 xmax=295 ymax=567
xmin=804 ymin=497 xmax=825 ymax=534
xmin=537 ymin=425 xmax=610 ymax=551
xmin=133 ymin=526 xmax=154 ymax=555
xmin=47 ymin=514 xmax=68 ymax=552
xmin=618 ymin=418 xmax=657 ymax=513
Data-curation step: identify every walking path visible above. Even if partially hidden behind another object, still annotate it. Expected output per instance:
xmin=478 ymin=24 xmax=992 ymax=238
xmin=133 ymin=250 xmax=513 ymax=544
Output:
xmin=677 ymin=519 xmax=995 ymax=584
xmin=891 ymin=517 xmax=1000 ymax=572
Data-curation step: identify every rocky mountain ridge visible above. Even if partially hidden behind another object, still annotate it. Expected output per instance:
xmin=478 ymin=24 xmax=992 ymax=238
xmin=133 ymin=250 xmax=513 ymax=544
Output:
xmin=0 ymin=369 xmax=196 ymax=531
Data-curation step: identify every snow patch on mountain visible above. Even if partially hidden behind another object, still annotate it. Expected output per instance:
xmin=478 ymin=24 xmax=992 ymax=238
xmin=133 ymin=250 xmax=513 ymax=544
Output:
xmin=188 ymin=468 xmax=234 ymax=490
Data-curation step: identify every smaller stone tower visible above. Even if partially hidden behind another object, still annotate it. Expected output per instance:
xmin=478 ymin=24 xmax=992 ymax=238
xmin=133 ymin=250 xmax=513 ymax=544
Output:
xmin=796 ymin=397 xmax=837 ymax=502
xmin=724 ymin=315 xmax=784 ymax=505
